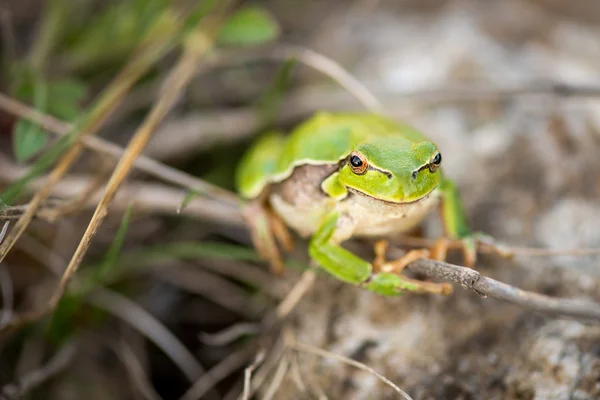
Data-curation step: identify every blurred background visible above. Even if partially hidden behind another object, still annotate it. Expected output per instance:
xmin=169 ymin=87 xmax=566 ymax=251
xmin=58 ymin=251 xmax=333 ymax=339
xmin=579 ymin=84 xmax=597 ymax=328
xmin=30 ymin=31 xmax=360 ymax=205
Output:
xmin=1 ymin=0 xmax=600 ymax=399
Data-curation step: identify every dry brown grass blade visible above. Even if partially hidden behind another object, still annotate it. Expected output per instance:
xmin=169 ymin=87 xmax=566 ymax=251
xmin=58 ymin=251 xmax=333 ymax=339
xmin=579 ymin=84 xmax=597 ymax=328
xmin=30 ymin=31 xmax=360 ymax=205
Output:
xmin=0 ymin=158 xmax=242 ymax=226
xmin=262 ymin=352 xmax=291 ymax=400
xmin=275 ymin=268 xmax=316 ymax=319
xmin=48 ymin=18 xmax=226 ymax=310
xmin=0 ymin=10 xmax=185 ymax=267
xmin=0 ymin=6 xmax=233 ymax=336
xmin=0 ymin=92 xmax=240 ymax=206
xmin=0 ymin=220 xmax=8 ymax=243
xmin=241 ymin=350 xmax=268 ymax=400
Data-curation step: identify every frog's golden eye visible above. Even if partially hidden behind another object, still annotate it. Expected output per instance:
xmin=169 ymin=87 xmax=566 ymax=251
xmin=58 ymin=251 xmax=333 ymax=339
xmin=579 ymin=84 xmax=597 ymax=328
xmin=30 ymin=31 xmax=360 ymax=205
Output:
xmin=428 ymin=152 xmax=442 ymax=172
xmin=349 ymin=151 xmax=368 ymax=174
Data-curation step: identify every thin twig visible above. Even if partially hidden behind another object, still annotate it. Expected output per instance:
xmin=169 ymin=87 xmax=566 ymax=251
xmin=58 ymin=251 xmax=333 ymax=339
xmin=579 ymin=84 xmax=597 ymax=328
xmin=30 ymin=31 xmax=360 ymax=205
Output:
xmin=394 ymin=236 xmax=600 ymax=257
xmin=0 ymin=93 xmax=239 ymax=206
xmin=0 ymin=158 xmax=242 ymax=226
xmin=200 ymin=267 xmax=317 ymax=348
xmin=275 ymin=268 xmax=316 ymax=319
xmin=262 ymin=352 xmax=291 ymax=400
xmin=179 ymin=347 xmax=252 ymax=400
xmin=289 ymin=340 xmax=413 ymax=400
xmin=405 ymin=255 xmax=600 ymax=320
xmin=0 ymin=221 xmax=8 ymax=243
xmin=199 ymin=323 xmax=261 ymax=347
xmin=242 ymin=350 xmax=266 ymax=400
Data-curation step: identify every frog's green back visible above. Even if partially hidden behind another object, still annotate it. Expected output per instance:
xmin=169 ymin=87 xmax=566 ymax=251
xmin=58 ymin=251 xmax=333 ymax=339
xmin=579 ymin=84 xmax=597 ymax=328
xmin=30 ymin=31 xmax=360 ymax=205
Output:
xmin=236 ymin=112 xmax=430 ymax=199
xmin=273 ymin=112 xmax=428 ymax=177
xmin=236 ymin=131 xmax=285 ymax=199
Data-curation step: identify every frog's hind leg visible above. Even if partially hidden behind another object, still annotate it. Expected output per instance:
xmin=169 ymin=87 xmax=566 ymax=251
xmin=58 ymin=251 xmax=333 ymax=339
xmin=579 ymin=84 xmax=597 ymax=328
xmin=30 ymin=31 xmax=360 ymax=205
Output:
xmin=309 ymin=212 xmax=452 ymax=296
xmin=266 ymin=206 xmax=295 ymax=253
xmin=371 ymin=240 xmax=453 ymax=295
xmin=242 ymin=196 xmax=295 ymax=275
xmin=242 ymin=198 xmax=284 ymax=275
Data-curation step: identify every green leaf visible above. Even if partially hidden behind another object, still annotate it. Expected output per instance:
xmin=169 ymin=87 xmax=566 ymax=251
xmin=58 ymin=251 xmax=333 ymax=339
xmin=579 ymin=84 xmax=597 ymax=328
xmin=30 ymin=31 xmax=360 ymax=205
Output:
xmin=47 ymin=79 xmax=87 ymax=121
xmin=218 ymin=7 xmax=280 ymax=46
xmin=10 ymin=77 xmax=86 ymax=162
xmin=12 ymin=119 xmax=49 ymax=162
xmin=12 ymin=75 xmax=50 ymax=162
xmin=177 ymin=190 xmax=200 ymax=214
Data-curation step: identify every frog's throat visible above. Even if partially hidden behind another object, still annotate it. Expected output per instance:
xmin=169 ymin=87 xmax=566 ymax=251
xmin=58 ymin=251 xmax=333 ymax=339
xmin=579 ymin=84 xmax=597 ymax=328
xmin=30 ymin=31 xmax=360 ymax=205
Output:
xmin=346 ymin=186 xmax=437 ymax=205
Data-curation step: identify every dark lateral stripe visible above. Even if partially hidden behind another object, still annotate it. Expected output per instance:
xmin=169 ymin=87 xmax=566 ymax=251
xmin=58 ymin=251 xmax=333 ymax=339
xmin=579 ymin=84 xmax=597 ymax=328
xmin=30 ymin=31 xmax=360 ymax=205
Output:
xmin=367 ymin=165 xmax=392 ymax=179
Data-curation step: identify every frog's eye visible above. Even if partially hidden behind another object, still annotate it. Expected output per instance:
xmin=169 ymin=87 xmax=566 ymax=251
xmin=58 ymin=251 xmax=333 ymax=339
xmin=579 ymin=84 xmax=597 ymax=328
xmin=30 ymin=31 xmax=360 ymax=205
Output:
xmin=428 ymin=152 xmax=442 ymax=172
xmin=349 ymin=151 xmax=368 ymax=174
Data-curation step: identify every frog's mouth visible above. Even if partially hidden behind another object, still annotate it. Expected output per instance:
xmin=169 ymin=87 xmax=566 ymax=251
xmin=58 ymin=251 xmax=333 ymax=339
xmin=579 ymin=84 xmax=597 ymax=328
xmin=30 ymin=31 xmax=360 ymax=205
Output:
xmin=346 ymin=186 xmax=437 ymax=205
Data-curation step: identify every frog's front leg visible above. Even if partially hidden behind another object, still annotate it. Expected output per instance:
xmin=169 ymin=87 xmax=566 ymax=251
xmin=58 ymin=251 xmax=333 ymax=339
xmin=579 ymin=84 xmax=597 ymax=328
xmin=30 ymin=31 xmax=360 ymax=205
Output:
xmin=436 ymin=178 xmax=512 ymax=268
xmin=309 ymin=212 xmax=452 ymax=296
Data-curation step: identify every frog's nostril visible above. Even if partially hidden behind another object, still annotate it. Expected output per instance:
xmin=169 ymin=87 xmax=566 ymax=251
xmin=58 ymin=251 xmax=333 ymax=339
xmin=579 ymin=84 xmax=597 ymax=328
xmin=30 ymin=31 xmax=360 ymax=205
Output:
xmin=411 ymin=171 xmax=417 ymax=179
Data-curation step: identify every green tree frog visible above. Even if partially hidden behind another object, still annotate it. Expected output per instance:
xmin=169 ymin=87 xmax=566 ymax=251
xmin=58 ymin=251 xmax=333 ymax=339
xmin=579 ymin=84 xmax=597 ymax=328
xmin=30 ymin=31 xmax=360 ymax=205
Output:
xmin=235 ymin=112 xmax=493 ymax=296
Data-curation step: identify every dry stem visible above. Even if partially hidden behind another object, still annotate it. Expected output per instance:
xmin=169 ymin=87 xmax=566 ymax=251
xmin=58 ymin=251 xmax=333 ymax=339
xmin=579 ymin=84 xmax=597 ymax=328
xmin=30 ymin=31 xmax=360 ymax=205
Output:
xmin=0 ymin=10 xmax=185 ymax=266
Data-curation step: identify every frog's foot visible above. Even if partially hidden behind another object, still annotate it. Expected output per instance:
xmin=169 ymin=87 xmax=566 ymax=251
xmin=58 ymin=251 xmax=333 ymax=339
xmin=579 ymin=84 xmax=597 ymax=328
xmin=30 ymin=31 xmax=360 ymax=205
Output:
xmin=241 ymin=202 xmax=285 ymax=275
xmin=431 ymin=236 xmax=476 ymax=269
xmin=431 ymin=234 xmax=513 ymax=269
xmin=369 ymin=240 xmax=453 ymax=295
xmin=364 ymin=271 xmax=453 ymax=296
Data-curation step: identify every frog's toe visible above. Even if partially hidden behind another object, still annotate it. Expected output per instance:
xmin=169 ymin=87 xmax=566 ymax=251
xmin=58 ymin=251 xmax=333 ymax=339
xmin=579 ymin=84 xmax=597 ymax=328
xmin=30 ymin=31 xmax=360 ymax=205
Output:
xmin=472 ymin=232 xmax=514 ymax=259
xmin=430 ymin=237 xmax=450 ymax=263
xmin=461 ymin=236 xmax=477 ymax=269
xmin=432 ymin=236 xmax=477 ymax=269
xmin=364 ymin=272 xmax=453 ymax=296
xmin=373 ymin=240 xmax=429 ymax=274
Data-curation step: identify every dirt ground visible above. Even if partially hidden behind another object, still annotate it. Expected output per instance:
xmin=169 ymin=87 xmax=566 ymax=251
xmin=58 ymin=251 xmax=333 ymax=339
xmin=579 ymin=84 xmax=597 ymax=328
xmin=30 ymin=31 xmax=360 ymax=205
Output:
xmin=262 ymin=0 xmax=600 ymax=398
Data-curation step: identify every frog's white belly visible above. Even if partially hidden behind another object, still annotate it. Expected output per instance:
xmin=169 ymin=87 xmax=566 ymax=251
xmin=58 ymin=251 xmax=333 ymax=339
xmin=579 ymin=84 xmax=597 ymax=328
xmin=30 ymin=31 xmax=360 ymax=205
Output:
xmin=270 ymin=187 xmax=440 ymax=240
xmin=341 ymin=188 xmax=439 ymax=237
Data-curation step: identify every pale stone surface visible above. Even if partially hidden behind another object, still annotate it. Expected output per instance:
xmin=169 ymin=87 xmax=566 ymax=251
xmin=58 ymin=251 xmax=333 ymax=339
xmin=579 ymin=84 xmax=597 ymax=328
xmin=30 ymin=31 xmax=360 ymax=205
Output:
xmin=264 ymin=1 xmax=600 ymax=398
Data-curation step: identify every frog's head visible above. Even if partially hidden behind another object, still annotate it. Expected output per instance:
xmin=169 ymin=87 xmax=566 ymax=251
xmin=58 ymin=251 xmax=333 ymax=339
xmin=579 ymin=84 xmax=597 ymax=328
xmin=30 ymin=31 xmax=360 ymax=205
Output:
xmin=337 ymin=138 xmax=442 ymax=203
